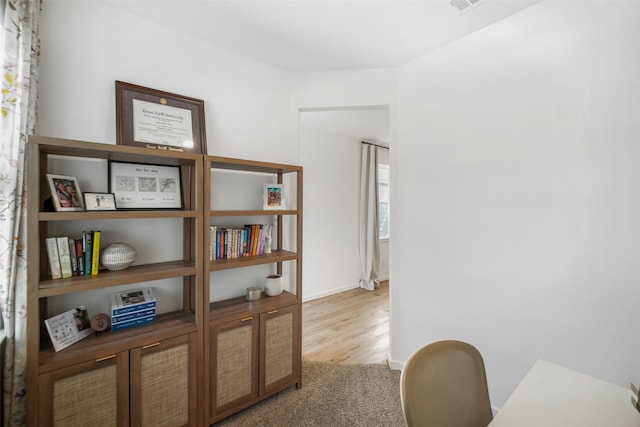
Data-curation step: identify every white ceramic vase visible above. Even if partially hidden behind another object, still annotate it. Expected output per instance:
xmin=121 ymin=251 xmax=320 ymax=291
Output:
xmin=101 ymin=243 xmax=137 ymax=271
xmin=264 ymin=274 xmax=284 ymax=296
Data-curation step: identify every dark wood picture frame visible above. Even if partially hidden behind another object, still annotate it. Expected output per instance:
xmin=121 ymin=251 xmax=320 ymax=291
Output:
xmin=115 ymin=80 xmax=207 ymax=154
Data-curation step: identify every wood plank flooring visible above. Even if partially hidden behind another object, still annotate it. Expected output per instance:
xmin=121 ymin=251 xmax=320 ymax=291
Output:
xmin=302 ymin=280 xmax=389 ymax=365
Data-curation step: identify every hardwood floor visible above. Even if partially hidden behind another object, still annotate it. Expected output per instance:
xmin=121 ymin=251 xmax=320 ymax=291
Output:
xmin=302 ymin=280 xmax=389 ymax=365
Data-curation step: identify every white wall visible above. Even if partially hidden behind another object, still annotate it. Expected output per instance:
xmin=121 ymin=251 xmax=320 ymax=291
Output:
xmin=37 ymin=1 xmax=296 ymax=309
xmin=394 ymin=0 xmax=640 ymax=407
xmin=299 ymin=109 xmax=390 ymax=300
xmin=38 ymin=1 xmax=293 ymax=164
xmin=299 ymin=117 xmax=361 ymax=299
xmin=292 ymin=71 xmax=396 ymax=301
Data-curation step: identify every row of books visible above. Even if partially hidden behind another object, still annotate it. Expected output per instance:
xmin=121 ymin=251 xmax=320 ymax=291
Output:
xmin=45 ymin=231 xmax=101 ymax=279
xmin=209 ymin=224 xmax=271 ymax=260
xmin=110 ymin=288 xmax=157 ymax=332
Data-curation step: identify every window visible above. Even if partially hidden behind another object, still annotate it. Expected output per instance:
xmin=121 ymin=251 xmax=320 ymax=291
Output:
xmin=378 ymin=164 xmax=390 ymax=239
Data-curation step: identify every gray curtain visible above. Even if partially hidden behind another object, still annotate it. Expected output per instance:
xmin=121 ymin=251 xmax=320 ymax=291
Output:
xmin=1 ymin=0 xmax=41 ymax=425
xmin=358 ymin=143 xmax=380 ymax=290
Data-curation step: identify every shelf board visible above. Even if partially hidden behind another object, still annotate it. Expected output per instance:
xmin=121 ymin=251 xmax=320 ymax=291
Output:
xmin=209 ymin=250 xmax=298 ymax=271
xmin=29 ymin=135 xmax=202 ymax=165
xmin=207 ymin=155 xmax=302 ymax=175
xmin=209 ymin=291 xmax=298 ymax=324
xmin=39 ymin=210 xmax=198 ymax=221
xmin=209 ymin=209 xmax=298 ymax=217
xmin=38 ymin=310 xmax=196 ymax=373
xmin=38 ymin=261 xmax=197 ymax=297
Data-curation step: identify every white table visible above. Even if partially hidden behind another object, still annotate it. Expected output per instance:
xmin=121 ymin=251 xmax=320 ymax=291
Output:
xmin=489 ymin=359 xmax=640 ymax=426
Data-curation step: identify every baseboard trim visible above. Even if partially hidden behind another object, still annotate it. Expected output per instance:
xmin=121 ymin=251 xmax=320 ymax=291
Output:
xmin=386 ymin=355 xmax=404 ymax=371
xmin=302 ymin=282 xmax=360 ymax=302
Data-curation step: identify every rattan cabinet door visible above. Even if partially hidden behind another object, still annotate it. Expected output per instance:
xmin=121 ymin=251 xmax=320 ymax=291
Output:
xmin=38 ymin=352 xmax=129 ymax=427
xmin=210 ymin=316 xmax=259 ymax=418
xmin=130 ymin=333 xmax=197 ymax=427
xmin=260 ymin=304 xmax=300 ymax=395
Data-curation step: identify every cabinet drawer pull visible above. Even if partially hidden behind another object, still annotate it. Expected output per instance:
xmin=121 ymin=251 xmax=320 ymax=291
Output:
xmin=96 ymin=354 xmax=116 ymax=362
xmin=240 ymin=316 xmax=253 ymax=322
xmin=143 ymin=342 xmax=160 ymax=350
xmin=267 ymin=310 xmax=279 ymax=315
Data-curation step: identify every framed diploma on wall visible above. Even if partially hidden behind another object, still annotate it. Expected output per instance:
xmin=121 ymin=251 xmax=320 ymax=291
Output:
xmin=115 ymin=80 xmax=207 ymax=154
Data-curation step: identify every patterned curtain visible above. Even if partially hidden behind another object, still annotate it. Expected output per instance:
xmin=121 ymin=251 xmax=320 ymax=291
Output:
xmin=1 ymin=0 xmax=41 ymax=425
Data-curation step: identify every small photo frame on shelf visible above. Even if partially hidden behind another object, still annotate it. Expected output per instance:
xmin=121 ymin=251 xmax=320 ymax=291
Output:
xmin=263 ymin=183 xmax=285 ymax=210
xmin=46 ymin=174 xmax=84 ymax=211
xmin=109 ymin=161 xmax=182 ymax=209
xmin=44 ymin=306 xmax=93 ymax=352
xmin=84 ymin=192 xmax=117 ymax=211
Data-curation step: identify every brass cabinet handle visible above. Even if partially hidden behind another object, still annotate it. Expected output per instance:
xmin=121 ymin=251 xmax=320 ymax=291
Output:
xmin=143 ymin=342 xmax=160 ymax=350
xmin=96 ymin=354 xmax=116 ymax=362
xmin=240 ymin=317 xmax=253 ymax=322
xmin=267 ymin=310 xmax=279 ymax=315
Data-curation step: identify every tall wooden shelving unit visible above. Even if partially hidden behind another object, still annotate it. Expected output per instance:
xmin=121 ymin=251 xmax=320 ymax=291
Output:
xmin=203 ymin=156 xmax=303 ymax=424
xmin=25 ymin=136 xmax=303 ymax=426
xmin=26 ymin=136 xmax=204 ymax=426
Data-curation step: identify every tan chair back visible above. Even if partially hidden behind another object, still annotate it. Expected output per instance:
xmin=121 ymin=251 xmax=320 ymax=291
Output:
xmin=400 ymin=340 xmax=493 ymax=427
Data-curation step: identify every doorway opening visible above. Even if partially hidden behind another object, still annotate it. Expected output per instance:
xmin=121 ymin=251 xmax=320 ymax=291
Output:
xmin=298 ymin=106 xmax=390 ymax=364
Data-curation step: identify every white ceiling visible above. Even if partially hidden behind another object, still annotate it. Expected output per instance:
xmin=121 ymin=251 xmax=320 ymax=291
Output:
xmin=102 ymin=0 xmax=539 ymax=72
xmin=97 ymin=0 xmax=538 ymax=145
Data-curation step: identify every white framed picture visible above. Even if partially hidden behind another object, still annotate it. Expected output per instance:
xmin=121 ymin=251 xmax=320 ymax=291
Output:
xmin=263 ymin=183 xmax=285 ymax=210
xmin=46 ymin=174 xmax=85 ymax=211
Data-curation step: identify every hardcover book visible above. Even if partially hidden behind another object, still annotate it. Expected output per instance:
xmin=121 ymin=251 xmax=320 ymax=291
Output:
xmin=110 ymin=288 xmax=156 ymax=316
xmin=57 ymin=236 xmax=73 ymax=279
xmin=112 ymin=307 xmax=157 ymax=324
xmin=68 ymin=237 xmax=78 ymax=276
xmin=111 ymin=314 xmax=156 ymax=332
xmin=45 ymin=237 xmax=62 ymax=280
xmin=83 ymin=231 xmax=92 ymax=275
xmin=74 ymin=238 xmax=85 ymax=276
xmin=91 ymin=230 xmax=101 ymax=275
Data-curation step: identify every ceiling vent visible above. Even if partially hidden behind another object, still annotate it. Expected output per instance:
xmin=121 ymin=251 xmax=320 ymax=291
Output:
xmin=450 ymin=0 xmax=484 ymax=13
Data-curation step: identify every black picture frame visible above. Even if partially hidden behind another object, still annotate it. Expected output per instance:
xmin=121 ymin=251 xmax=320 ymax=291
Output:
xmin=84 ymin=192 xmax=117 ymax=211
xmin=109 ymin=161 xmax=183 ymax=209
xmin=115 ymin=80 xmax=207 ymax=154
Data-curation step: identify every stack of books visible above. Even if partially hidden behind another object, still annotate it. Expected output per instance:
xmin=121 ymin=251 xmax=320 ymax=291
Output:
xmin=110 ymin=288 xmax=157 ymax=332
xmin=45 ymin=230 xmax=101 ymax=279
xmin=209 ymin=223 xmax=271 ymax=260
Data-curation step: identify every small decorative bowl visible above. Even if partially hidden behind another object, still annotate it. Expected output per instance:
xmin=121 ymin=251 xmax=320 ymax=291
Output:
xmin=246 ymin=286 xmax=263 ymax=301
xmin=101 ymin=243 xmax=137 ymax=271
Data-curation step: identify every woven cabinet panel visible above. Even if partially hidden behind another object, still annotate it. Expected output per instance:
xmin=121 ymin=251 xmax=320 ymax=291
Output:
xmin=140 ymin=343 xmax=189 ymax=427
xmin=216 ymin=324 xmax=253 ymax=407
xmin=53 ymin=364 xmax=118 ymax=427
xmin=264 ymin=312 xmax=293 ymax=386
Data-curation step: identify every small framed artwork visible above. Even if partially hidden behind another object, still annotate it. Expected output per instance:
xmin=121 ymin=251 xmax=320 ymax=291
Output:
xmin=46 ymin=174 xmax=85 ymax=211
xmin=109 ymin=161 xmax=182 ymax=209
xmin=263 ymin=183 xmax=285 ymax=210
xmin=115 ymin=81 xmax=207 ymax=154
xmin=84 ymin=192 xmax=117 ymax=211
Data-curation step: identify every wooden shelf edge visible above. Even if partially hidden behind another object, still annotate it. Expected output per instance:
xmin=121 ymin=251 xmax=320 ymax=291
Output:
xmin=39 ymin=210 xmax=197 ymax=221
xmin=208 ymin=291 xmax=299 ymax=324
xmin=209 ymin=250 xmax=298 ymax=271
xmin=38 ymin=311 xmax=197 ymax=373
xmin=209 ymin=209 xmax=299 ymax=217
xmin=38 ymin=261 xmax=198 ymax=297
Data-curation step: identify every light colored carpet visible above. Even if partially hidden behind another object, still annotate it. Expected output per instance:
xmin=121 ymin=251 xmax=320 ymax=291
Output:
xmin=212 ymin=361 xmax=404 ymax=427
